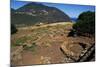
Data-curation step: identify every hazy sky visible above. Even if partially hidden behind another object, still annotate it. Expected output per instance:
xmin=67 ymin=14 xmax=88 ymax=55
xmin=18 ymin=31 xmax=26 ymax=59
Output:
xmin=11 ymin=0 xmax=95 ymax=18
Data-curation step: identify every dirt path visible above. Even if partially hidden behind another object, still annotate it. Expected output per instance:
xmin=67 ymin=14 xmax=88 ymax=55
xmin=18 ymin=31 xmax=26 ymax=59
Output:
xmin=17 ymin=22 xmax=73 ymax=30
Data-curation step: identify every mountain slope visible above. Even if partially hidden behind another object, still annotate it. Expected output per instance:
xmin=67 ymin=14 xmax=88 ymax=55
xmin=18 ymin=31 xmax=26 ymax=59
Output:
xmin=11 ymin=2 xmax=71 ymax=26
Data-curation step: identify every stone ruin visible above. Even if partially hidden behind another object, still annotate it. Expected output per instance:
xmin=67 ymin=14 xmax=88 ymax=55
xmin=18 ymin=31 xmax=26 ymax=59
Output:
xmin=60 ymin=41 xmax=95 ymax=62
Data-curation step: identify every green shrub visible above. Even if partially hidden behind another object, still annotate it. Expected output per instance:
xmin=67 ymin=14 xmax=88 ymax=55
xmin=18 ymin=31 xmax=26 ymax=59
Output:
xmin=73 ymin=11 xmax=95 ymax=36
xmin=11 ymin=24 xmax=18 ymax=34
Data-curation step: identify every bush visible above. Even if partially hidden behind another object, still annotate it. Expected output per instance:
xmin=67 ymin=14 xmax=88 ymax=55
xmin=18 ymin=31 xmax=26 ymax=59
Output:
xmin=73 ymin=11 xmax=95 ymax=36
xmin=11 ymin=24 xmax=18 ymax=34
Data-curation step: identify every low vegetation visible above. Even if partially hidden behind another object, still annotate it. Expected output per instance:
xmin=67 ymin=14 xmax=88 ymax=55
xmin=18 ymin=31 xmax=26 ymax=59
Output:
xmin=11 ymin=24 xmax=18 ymax=34
xmin=23 ymin=42 xmax=37 ymax=51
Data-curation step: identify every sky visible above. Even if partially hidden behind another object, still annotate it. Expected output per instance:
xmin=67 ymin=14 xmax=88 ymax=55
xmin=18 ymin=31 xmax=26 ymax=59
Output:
xmin=11 ymin=0 xmax=95 ymax=18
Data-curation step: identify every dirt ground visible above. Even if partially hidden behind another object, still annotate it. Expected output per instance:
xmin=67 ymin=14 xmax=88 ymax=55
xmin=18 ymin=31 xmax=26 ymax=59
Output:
xmin=11 ymin=22 xmax=95 ymax=66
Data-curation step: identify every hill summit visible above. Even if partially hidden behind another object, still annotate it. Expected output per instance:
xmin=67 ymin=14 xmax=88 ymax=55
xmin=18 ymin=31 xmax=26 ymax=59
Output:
xmin=11 ymin=2 xmax=71 ymax=26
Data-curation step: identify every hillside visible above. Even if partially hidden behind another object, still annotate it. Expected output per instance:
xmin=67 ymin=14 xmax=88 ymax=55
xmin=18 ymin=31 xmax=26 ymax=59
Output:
xmin=11 ymin=22 xmax=95 ymax=65
xmin=11 ymin=2 xmax=71 ymax=26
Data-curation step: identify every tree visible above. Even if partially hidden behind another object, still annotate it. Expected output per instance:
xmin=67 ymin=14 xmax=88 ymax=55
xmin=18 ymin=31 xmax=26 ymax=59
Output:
xmin=72 ymin=11 xmax=95 ymax=36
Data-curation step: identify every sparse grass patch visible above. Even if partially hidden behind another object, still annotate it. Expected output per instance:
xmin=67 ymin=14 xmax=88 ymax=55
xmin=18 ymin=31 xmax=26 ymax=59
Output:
xmin=15 ymin=39 xmax=24 ymax=46
xmin=14 ymin=36 xmax=33 ymax=46
xmin=23 ymin=42 xmax=37 ymax=52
